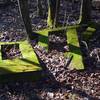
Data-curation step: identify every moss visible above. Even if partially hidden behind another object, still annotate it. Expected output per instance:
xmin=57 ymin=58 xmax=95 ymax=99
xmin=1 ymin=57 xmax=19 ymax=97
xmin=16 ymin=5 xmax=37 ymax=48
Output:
xmin=82 ymin=27 xmax=96 ymax=41
xmin=0 ymin=25 xmax=84 ymax=76
xmin=66 ymin=28 xmax=84 ymax=70
xmin=47 ymin=7 xmax=54 ymax=27
xmin=0 ymin=40 xmax=42 ymax=75
xmin=37 ymin=27 xmax=84 ymax=70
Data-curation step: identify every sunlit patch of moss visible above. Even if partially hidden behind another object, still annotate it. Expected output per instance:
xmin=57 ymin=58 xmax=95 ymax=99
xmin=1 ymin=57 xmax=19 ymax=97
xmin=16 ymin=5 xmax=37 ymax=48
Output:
xmin=67 ymin=28 xmax=84 ymax=70
xmin=0 ymin=40 xmax=42 ymax=75
xmin=82 ymin=27 xmax=96 ymax=41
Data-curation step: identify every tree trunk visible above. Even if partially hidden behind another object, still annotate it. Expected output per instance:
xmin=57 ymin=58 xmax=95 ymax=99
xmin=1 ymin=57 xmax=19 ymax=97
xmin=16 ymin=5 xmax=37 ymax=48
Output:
xmin=17 ymin=0 xmax=38 ymax=41
xmin=37 ymin=0 xmax=43 ymax=17
xmin=47 ymin=0 xmax=60 ymax=27
xmin=54 ymin=0 xmax=60 ymax=27
xmin=81 ymin=0 xmax=92 ymax=24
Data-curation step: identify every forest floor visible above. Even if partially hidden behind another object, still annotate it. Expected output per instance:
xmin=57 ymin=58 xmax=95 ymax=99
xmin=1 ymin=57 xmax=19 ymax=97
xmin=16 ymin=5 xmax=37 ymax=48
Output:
xmin=0 ymin=0 xmax=100 ymax=100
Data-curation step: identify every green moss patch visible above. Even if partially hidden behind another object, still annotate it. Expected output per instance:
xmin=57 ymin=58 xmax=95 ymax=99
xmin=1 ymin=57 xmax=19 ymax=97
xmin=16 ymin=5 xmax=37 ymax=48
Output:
xmin=82 ymin=27 xmax=96 ymax=41
xmin=0 ymin=40 xmax=42 ymax=75
xmin=67 ymin=28 xmax=84 ymax=70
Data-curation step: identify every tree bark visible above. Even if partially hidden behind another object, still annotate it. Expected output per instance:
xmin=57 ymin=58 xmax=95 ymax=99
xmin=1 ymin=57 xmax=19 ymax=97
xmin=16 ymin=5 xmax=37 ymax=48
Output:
xmin=47 ymin=0 xmax=60 ymax=27
xmin=54 ymin=0 xmax=60 ymax=27
xmin=37 ymin=0 xmax=43 ymax=17
xmin=81 ymin=0 xmax=92 ymax=24
xmin=17 ymin=0 xmax=38 ymax=40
